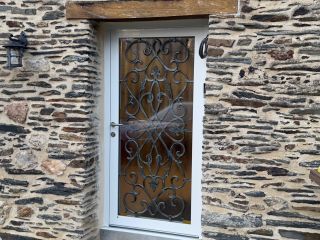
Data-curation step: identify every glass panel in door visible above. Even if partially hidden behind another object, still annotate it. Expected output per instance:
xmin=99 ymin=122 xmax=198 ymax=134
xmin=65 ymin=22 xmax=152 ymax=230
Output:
xmin=118 ymin=37 xmax=194 ymax=223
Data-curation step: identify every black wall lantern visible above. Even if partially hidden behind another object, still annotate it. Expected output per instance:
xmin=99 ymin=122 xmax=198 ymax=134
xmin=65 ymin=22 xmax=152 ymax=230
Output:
xmin=4 ymin=32 xmax=28 ymax=69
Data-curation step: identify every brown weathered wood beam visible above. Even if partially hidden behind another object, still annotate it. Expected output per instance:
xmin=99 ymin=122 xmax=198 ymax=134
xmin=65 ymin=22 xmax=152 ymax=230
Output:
xmin=66 ymin=0 xmax=238 ymax=20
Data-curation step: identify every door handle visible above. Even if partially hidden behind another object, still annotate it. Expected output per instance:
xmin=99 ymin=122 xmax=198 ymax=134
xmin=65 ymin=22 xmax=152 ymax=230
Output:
xmin=110 ymin=122 xmax=123 ymax=128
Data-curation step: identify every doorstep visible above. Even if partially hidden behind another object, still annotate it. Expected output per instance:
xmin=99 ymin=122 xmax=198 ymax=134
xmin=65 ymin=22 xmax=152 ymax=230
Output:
xmin=100 ymin=229 xmax=175 ymax=240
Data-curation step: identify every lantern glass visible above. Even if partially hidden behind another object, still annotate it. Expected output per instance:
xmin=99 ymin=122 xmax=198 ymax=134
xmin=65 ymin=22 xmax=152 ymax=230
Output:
xmin=7 ymin=47 xmax=22 ymax=69
xmin=10 ymin=48 xmax=20 ymax=65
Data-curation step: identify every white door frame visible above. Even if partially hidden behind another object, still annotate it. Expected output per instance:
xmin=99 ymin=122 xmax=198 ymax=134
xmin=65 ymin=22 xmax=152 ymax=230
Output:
xmin=102 ymin=21 xmax=207 ymax=239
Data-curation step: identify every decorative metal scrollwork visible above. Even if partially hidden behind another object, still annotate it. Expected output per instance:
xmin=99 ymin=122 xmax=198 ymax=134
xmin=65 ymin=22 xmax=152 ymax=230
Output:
xmin=119 ymin=37 xmax=194 ymax=222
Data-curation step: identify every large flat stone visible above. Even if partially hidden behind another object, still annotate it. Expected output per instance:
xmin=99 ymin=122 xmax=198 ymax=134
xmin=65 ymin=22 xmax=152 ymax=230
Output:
xmin=0 ymin=233 xmax=40 ymax=240
xmin=5 ymin=102 xmax=29 ymax=124
xmin=203 ymin=212 xmax=263 ymax=228
xmin=22 ymin=57 xmax=50 ymax=72
xmin=41 ymin=160 xmax=66 ymax=176
xmin=15 ymin=150 xmax=38 ymax=170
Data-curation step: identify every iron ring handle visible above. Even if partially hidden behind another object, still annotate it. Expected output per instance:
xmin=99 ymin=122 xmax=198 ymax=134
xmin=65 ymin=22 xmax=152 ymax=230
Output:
xmin=199 ymin=34 xmax=209 ymax=59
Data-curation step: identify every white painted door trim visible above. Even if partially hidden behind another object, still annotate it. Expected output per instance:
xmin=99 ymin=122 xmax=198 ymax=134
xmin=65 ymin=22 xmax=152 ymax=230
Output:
xmin=103 ymin=23 xmax=207 ymax=239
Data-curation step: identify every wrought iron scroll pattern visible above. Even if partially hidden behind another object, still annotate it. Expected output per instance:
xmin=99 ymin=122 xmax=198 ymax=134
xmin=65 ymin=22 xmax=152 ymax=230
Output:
xmin=119 ymin=37 xmax=194 ymax=222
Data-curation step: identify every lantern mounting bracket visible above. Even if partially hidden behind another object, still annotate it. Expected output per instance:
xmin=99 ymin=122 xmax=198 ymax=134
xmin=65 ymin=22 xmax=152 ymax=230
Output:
xmin=8 ymin=32 xmax=28 ymax=48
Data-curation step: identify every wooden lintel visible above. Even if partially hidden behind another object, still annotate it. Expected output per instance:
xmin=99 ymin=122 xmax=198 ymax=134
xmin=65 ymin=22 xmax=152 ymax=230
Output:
xmin=66 ymin=0 xmax=238 ymax=20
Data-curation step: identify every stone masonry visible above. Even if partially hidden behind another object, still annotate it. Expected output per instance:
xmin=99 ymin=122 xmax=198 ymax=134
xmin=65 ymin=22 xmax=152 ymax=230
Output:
xmin=203 ymin=0 xmax=320 ymax=239
xmin=0 ymin=0 xmax=319 ymax=240
xmin=0 ymin=0 xmax=99 ymax=239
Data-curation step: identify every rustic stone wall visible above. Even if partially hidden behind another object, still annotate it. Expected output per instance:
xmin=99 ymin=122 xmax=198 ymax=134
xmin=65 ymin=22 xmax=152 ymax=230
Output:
xmin=203 ymin=0 xmax=320 ymax=239
xmin=1 ymin=0 xmax=320 ymax=240
xmin=0 ymin=0 xmax=99 ymax=239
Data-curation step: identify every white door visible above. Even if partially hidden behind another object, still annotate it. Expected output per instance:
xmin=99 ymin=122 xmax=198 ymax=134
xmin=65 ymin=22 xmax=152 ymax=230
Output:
xmin=105 ymin=26 xmax=207 ymax=239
